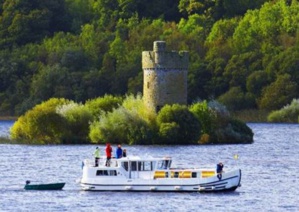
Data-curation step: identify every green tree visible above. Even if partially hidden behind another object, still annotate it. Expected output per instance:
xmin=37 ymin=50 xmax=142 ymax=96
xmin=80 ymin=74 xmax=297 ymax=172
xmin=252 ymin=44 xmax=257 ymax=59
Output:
xmin=218 ymin=86 xmax=255 ymax=111
xmin=30 ymin=65 xmax=73 ymax=102
xmin=246 ymin=70 xmax=269 ymax=97
xmin=65 ymin=0 xmax=95 ymax=33
xmin=224 ymin=52 xmax=262 ymax=89
xmin=0 ymin=0 xmax=69 ymax=48
xmin=259 ymin=74 xmax=298 ymax=110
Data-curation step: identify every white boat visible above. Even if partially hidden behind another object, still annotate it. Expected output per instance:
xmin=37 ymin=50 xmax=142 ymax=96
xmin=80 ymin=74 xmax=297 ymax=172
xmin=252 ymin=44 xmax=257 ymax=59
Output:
xmin=80 ymin=156 xmax=241 ymax=192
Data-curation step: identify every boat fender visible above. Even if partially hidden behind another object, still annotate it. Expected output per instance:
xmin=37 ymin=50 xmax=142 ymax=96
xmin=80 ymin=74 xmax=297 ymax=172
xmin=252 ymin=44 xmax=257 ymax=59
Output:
xmin=81 ymin=161 xmax=84 ymax=169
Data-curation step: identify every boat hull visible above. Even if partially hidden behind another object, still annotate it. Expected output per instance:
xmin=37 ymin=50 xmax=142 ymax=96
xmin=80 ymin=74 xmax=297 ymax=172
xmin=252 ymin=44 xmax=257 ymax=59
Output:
xmin=81 ymin=169 xmax=241 ymax=192
xmin=24 ymin=183 xmax=65 ymax=190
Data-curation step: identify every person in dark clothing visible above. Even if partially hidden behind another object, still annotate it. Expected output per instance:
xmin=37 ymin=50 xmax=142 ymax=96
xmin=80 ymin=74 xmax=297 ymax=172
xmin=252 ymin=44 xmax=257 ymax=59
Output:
xmin=216 ymin=162 xmax=224 ymax=180
xmin=122 ymin=149 xmax=127 ymax=157
xmin=116 ymin=144 xmax=123 ymax=159
xmin=105 ymin=143 xmax=112 ymax=166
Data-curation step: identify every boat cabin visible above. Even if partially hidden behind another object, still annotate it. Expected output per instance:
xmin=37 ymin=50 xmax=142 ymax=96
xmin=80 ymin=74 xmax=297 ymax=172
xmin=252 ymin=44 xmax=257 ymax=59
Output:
xmin=83 ymin=156 xmax=216 ymax=180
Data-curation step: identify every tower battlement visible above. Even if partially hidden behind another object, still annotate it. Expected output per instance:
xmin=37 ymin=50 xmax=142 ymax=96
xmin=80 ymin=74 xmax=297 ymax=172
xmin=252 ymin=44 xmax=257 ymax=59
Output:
xmin=142 ymin=41 xmax=189 ymax=70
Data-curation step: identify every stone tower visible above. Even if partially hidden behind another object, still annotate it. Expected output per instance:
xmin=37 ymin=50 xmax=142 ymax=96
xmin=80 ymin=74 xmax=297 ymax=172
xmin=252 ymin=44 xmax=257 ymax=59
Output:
xmin=142 ymin=41 xmax=189 ymax=112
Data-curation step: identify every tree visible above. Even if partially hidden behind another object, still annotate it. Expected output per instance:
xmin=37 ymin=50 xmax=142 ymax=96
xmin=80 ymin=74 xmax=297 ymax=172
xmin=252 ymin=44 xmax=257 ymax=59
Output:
xmin=218 ymin=86 xmax=255 ymax=111
xmin=30 ymin=65 xmax=73 ymax=102
xmin=0 ymin=0 xmax=69 ymax=48
xmin=259 ymin=74 xmax=298 ymax=110
xmin=246 ymin=70 xmax=269 ymax=97
xmin=224 ymin=52 xmax=262 ymax=89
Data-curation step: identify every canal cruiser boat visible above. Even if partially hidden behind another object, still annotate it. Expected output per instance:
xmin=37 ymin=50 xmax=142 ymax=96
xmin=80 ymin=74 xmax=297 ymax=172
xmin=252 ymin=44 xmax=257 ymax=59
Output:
xmin=80 ymin=156 xmax=241 ymax=192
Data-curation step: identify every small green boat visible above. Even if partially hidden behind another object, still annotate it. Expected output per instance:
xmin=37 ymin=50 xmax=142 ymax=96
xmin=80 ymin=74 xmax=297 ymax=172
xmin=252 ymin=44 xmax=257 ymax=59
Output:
xmin=24 ymin=181 xmax=65 ymax=190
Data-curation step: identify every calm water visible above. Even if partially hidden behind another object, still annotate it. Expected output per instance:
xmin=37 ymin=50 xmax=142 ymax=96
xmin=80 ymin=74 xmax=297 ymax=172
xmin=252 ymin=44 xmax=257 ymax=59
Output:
xmin=0 ymin=121 xmax=298 ymax=212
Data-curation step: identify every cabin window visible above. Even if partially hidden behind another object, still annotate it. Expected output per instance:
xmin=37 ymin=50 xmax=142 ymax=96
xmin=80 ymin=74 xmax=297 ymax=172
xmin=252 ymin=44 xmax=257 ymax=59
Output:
xmin=131 ymin=161 xmax=137 ymax=171
xmin=138 ymin=161 xmax=154 ymax=171
xmin=157 ymin=160 xmax=171 ymax=169
xmin=192 ymin=172 xmax=197 ymax=178
xmin=122 ymin=162 xmax=129 ymax=171
xmin=96 ymin=170 xmax=117 ymax=176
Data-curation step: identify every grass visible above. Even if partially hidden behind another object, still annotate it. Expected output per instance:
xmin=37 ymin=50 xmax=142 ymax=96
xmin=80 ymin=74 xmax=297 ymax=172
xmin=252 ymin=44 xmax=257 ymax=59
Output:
xmin=231 ymin=109 xmax=270 ymax=123
xmin=0 ymin=116 xmax=17 ymax=120
xmin=0 ymin=137 xmax=14 ymax=144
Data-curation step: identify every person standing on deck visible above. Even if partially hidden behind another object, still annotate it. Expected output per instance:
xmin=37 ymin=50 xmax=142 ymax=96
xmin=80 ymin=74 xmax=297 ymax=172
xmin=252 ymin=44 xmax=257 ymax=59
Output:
xmin=116 ymin=144 xmax=123 ymax=159
xmin=94 ymin=147 xmax=100 ymax=167
xmin=216 ymin=162 xmax=224 ymax=180
xmin=105 ymin=143 xmax=112 ymax=166
xmin=122 ymin=149 xmax=127 ymax=157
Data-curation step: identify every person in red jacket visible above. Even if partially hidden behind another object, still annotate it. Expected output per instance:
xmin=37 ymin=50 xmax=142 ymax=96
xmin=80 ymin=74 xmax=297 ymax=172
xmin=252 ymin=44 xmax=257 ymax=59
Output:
xmin=105 ymin=143 xmax=112 ymax=166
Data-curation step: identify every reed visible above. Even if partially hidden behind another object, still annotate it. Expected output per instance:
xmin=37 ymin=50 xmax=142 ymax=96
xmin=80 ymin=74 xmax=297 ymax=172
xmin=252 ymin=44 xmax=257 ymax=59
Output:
xmin=231 ymin=109 xmax=269 ymax=123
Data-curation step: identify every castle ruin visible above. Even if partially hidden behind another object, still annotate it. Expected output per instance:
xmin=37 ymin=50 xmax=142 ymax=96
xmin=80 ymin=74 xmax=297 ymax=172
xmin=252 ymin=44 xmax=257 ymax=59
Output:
xmin=142 ymin=41 xmax=189 ymax=112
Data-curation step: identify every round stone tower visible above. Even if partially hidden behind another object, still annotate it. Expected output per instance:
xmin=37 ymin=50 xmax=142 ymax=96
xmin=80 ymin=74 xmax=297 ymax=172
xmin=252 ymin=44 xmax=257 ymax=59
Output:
xmin=142 ymin=41 xmax=189 ymax=112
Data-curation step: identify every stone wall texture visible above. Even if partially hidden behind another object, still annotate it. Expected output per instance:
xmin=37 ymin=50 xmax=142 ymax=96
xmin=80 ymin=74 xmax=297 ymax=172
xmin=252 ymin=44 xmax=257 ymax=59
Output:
xmin=142 ymin=41 xmax=189 ymax=112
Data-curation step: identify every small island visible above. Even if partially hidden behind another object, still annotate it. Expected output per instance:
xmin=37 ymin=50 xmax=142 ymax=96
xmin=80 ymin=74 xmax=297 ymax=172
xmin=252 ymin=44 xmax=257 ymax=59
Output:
xmin=9 ymin=42 xmax=253 ymax=145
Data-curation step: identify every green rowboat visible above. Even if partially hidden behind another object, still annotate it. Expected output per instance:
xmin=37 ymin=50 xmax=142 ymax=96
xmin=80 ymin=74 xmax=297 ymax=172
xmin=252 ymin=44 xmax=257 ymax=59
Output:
xmin=24 ymin=181 xmax=65 ymax=190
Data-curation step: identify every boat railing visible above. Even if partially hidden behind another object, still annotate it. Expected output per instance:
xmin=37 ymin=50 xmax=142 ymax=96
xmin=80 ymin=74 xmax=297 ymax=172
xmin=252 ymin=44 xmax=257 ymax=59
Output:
xmin=83 ymin=157 xmax=119 ymax=167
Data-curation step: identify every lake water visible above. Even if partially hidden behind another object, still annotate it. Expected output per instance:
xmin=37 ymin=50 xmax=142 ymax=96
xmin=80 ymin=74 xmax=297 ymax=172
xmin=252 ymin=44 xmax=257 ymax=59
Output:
xmin=0 ymin=121 xmax=298 ymax=211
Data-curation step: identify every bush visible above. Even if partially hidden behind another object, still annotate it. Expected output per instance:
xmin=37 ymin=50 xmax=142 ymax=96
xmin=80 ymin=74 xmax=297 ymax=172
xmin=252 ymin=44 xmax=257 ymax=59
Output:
xmin=56 ymin=102 xmax=93 ymax=143
xmin=10 ymin=98 xmax=71 ymax=144
xmin=85 ymin=94 xmax=123 ymax=119
xmin=210 ymin=119 xmax=253 ymax=144
xmin=89 ymin=106 xmax=154 ymax=145
xmin=122 ymin=93 xmax=156 ymax=125
xmin=189 ymin=100 xmax=216 ymax=134
xmin=268 ymin=99 xmax=299 ymax=123
xmin=157 ymin=104 xmax=200 ymax=144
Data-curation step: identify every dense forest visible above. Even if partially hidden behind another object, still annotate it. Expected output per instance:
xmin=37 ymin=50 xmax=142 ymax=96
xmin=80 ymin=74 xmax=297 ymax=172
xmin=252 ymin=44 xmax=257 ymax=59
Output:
xmin=0 ymin=0 xmax=299 ymax=118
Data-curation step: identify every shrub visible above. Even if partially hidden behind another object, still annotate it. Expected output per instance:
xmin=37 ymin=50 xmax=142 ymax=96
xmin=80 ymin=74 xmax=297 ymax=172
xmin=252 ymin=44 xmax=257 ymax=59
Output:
xmin=89 ymin=106 xmax=153 ymax=145
xmin=189 ymin=100 xmax=216 ymax=134
xmin=122 ymin=93 xmax=157 ymax=125
xmin=85 ymin=94 xmax=123 ymax=119
xmin=268 ymin=99 xmax=299 ymax=123
xmin=210 ymin=119 xmax=253 ymax=144
xmin=56 ymin=102 xmax=93 ymax=143
xmin=157 ymin=104 xmax=200 ymax=144
xmin=10 ymin=98 xmax=71 ymax=144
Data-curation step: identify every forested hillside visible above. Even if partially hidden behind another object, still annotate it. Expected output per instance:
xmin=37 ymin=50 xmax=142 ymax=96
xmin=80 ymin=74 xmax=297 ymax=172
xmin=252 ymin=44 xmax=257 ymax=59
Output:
xmin=1 ymin=0 xmax=298 ymax=116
